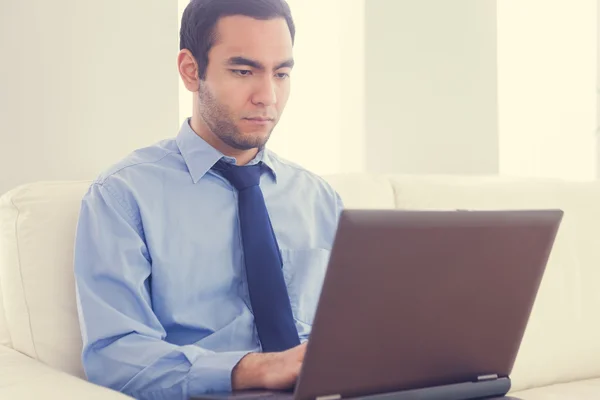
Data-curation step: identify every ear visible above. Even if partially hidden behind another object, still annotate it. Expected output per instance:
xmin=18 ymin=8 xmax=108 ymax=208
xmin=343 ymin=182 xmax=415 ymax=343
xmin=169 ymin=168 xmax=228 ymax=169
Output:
xmin=178 ymin=49 xmax=200 ymax=92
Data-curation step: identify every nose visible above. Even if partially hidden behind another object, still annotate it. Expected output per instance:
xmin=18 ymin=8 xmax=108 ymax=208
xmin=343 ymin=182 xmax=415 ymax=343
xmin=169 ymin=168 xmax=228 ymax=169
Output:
xmin=251 ymin=76 xmax=277 ymax=107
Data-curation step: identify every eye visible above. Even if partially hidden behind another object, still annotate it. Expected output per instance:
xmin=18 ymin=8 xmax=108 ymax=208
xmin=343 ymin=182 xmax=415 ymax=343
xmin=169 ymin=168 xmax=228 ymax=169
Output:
xmin=276 ymin=72 xmax=290 ymax=80
xmin=231 ymin=69 xmax=252 ymax=77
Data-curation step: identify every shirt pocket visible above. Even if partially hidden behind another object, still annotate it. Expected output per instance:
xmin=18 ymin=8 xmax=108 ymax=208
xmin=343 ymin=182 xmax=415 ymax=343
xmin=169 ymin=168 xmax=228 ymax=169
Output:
xmin=280 ymin=248 xmax=331 ymax=325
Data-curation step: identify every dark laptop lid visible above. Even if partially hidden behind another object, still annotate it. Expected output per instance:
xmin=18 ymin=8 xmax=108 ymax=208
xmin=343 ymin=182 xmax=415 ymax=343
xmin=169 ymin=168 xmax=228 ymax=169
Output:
xmin=294 ymin=209 xmax=562 ymax=400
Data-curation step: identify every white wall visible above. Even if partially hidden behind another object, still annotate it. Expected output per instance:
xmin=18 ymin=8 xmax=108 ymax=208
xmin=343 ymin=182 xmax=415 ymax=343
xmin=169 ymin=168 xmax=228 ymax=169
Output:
xmin=339 ymin=0 xmax=367 ymax=174
xmin=267 ymin=0 xmax=343 ymax=175
xmin=497 ymin=0 xmax=598 ymax=180
xmin=179 ymin=0 xmax=193 ymax=127
xmin=364 ymin=0 xmax=500 ymax=175
xmin=2 ymin=0 xmax=596 ymax=195
xmin=0 ymin=0 xmax=180 ymax=195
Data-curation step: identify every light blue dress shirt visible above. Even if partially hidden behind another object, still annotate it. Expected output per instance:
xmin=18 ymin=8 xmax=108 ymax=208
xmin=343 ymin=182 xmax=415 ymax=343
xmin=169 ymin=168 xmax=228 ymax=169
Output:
xmin=74 ymin=119 xmax=343 ymax=400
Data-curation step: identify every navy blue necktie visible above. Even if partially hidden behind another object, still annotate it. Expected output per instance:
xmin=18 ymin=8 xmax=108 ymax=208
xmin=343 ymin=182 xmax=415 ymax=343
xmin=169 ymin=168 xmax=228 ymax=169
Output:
xmin=213 ymin=160 xmax=300 ymax=352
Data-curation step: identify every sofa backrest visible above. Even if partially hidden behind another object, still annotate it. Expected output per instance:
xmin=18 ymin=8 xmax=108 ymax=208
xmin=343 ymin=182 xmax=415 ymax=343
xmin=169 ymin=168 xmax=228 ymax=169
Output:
xmin=380 ymin=174 xmax=600 ymax=392
xmin=321 ymin=173 xmax=397 ymax=209
xmin=0 ymin=205 xmax=13 ymax=348
xmin=0 ymin=174 xmax=599 ymax=394
xmin=0 ymin=181 xmax=93 ymax=378
xmin=0 ymin=174 xmax=397 ymax=379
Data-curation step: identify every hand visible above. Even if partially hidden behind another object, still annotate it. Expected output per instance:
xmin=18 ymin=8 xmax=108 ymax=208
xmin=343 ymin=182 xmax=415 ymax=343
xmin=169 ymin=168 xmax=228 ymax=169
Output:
xmin=232 ymin=342 xmax=308 ymax=391
xmin=261 ymin=342 xmax=307 ymax=390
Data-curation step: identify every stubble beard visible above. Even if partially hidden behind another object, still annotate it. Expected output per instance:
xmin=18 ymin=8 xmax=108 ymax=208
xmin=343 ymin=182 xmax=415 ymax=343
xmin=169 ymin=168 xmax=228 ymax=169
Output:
xmin=198 ymin=83 xmax=274 ymax=151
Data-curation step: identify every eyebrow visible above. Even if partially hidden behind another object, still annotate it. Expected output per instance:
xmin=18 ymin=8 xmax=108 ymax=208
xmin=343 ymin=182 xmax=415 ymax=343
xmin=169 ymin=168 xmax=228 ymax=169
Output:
xmin=226 ymin=56 xmax=295 ymax=71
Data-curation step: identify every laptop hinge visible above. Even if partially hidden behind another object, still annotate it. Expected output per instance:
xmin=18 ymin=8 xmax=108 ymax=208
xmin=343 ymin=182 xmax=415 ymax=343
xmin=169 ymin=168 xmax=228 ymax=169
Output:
xmin=316 ymin=395 xmax=342 ymax=400
xmin=477 ymin=373 xmax=499 ymax=382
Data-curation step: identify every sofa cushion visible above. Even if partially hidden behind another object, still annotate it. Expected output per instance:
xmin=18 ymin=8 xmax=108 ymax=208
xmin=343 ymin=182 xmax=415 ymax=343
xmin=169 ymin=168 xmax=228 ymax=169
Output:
xmin=511 ymin=377 xmax=600 ymax=399
xmin=0 ymin=345 xmax=131 ymax=399
xmin=0 ymin=181 xmax=93 ymax=378
xmin=387 ymin=174 xmax=600 ymax=392
xmin=0 ymin=290 xmax=10 ymax=348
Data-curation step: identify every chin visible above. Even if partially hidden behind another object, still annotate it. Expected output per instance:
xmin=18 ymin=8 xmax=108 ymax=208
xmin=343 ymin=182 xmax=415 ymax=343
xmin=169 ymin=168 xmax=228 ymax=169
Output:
xmin=240 ymin=131 xmax=271 ymax=146
xmin=226 ymin=135 xmax=270 ymax=151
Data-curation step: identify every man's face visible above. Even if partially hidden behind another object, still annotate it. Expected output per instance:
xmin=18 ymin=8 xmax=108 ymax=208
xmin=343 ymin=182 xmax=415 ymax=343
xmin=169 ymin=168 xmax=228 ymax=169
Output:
xmin=198 ymin=16 xmax=294 ymax=151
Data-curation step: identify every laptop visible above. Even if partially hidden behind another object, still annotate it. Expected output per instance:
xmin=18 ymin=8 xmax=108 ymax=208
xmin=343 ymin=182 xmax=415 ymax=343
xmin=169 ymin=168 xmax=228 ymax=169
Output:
xmin=195 ymin=209 xmax=563 ymax=400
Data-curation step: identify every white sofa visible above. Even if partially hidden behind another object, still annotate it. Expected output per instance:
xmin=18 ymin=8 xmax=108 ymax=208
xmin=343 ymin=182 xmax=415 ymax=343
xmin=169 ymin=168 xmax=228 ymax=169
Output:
xmin=0 ymin=174 xmax=599 ymax=399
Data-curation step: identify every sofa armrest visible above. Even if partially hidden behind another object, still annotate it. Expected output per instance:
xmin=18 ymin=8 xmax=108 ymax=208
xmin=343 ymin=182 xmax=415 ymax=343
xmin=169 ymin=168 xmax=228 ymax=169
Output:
xmin=0 ymin=345 xmax=132 ymax=399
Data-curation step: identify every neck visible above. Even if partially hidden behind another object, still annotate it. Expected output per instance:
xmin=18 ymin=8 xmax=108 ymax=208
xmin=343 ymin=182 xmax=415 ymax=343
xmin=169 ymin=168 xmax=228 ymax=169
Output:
xmin=189 ymin=114 xmax=259 ymax=166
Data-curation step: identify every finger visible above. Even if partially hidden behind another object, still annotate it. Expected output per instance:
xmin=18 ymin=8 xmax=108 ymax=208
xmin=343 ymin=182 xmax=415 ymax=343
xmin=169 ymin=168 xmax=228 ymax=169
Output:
xmin=297 ymin=342 xmax=308 ymax=354
xmin=298 ymin=346 xmax=308 ymax=361
xmin=292 ymin=342 xmax=307 ymax=353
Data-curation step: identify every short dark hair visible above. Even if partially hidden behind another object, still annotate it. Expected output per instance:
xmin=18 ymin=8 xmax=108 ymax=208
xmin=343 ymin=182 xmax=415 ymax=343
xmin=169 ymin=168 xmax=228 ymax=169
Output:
xmin=180 ymin=0 xmax=295 ymax=80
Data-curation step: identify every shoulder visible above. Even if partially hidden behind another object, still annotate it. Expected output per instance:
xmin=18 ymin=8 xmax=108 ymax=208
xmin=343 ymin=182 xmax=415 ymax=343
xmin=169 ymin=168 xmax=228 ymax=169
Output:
xmin=84 ymin=138 xmax=181 ymax=212
xmin=95 ymin=138 xmax=179 ymax=186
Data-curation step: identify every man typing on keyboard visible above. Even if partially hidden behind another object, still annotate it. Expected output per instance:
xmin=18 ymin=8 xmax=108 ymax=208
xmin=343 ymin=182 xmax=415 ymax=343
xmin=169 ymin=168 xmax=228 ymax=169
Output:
xmin=73 ymin=1 xmax=343 ymax=399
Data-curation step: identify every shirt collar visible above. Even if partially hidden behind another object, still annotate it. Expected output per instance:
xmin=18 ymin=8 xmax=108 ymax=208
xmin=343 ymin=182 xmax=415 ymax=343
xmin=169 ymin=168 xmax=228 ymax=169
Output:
xmin=176 ymin=118 xmax=277 ymax=184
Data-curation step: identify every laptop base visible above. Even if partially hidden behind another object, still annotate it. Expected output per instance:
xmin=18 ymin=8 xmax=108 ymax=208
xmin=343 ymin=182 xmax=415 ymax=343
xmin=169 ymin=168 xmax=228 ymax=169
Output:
xmin=340 ymin=377 xmax=512 ymax=400
xmin=193 ymin=377 xmax=520 ymax=400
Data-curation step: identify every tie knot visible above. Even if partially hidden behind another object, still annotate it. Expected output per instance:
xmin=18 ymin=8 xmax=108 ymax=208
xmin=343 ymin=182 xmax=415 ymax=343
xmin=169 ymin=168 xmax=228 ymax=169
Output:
xmin=213 ymin=160 xmax=263 ymax=191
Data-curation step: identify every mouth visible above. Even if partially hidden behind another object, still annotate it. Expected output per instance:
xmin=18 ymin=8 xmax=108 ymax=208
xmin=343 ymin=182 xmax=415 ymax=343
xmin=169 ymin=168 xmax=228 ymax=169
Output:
xmin=243 ymin=117 xmax=274 ymax=126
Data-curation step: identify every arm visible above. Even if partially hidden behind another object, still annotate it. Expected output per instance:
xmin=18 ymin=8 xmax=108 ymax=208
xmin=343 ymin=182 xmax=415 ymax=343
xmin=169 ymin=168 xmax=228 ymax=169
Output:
xmin=74 ymin=182 xmax=252 ymax=400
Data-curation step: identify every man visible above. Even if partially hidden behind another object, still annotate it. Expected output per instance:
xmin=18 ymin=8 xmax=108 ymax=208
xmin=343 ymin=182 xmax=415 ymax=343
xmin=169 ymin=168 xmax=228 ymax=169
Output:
xmin=73 ymin=0 xmax=343 ymax=399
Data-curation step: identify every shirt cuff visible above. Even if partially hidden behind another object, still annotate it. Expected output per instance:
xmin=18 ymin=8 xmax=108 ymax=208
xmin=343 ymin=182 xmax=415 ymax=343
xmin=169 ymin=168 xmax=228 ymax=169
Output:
xmin=189 ymin=351 xmax=252 ymax=394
